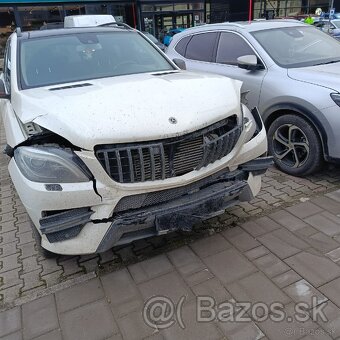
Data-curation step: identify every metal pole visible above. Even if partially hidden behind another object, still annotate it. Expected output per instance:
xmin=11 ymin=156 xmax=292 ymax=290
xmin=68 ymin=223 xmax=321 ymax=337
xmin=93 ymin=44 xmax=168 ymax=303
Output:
xmin=329 ymin=0 xmax=334 ymax=33
xmin=249 ymin=0 xmax=253 ymax=22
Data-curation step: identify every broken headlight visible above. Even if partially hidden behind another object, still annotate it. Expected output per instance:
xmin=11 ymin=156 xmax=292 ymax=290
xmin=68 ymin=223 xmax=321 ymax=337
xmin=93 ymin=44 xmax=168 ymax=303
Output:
xmin=14 ymin=146 xmax=92 ymax=183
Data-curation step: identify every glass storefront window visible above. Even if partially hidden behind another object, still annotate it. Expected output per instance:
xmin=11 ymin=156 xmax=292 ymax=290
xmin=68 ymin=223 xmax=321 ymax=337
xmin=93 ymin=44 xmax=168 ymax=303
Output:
xmin=0 ymin=3 xmax=134 ymax=59
xmin=174 ymin=4 xmax=189 ymax=10
xmin=0 ymin=7 xmax=15 ymax=58
xmin=251 ymin=0 xmax=328 ymax=18
xmin=64 ymin=5 xmax=86 ymax=17
xmin=155 ymin=4 xmax=174 ymax=11
xmin=16 ymin=6 xmax=63 ymax=31
xmin=141 ymin=1 xmax=207 ymax=40
xmin=0 ymin=7 xmax=15 ymax=30
xmin=142 ymin=5 xmax=154 ymax=12
xmin=85 ymin=4 xmax=108 ymax=14
xmin=190 ymin=3 xmax=204 ymax=10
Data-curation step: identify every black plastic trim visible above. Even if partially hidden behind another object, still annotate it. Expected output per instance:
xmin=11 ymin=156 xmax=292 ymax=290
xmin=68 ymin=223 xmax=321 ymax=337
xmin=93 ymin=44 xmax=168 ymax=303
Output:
xmin=96 ymin=170 xmax=252 ymax=253
xmin=240 ymin=156 xmax=273 ymax=175
xmin=40 ymin=208 xmax=92 ymax=234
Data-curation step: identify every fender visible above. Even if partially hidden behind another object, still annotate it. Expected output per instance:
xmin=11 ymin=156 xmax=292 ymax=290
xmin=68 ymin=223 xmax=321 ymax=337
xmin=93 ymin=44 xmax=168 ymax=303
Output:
xmin=262 ymin=102 xmax=330 ymax=158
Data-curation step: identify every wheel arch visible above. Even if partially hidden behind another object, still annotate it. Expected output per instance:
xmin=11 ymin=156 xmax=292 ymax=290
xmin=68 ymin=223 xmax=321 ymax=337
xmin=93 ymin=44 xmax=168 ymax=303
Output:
xmin=263 ymin=104 xmax=329 ymax=159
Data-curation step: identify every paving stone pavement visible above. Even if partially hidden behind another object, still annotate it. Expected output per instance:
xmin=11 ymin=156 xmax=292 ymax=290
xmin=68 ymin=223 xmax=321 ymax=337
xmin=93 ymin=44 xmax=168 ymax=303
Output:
xmin=1 ymin=188 xmax=340 ymax=339
xmin=1 ymin=117 xmax=340 ymax=310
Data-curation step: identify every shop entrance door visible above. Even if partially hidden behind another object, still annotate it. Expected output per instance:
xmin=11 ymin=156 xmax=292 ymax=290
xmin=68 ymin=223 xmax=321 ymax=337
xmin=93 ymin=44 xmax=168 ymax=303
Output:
xmin=155 ymin=12 xmax=193 ymax=42
xmin=174 ymin=13 xmax=192 ymax=29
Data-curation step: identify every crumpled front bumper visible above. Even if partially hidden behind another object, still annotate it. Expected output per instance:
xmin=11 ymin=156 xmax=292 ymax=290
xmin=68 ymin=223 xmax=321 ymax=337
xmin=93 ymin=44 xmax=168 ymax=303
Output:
xmin=96 ymin=159 xmax=272 ymax=252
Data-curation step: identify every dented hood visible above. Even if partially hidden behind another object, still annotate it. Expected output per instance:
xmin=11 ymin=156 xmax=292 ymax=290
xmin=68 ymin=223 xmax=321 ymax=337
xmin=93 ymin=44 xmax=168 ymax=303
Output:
xmin=13 ymin=71 xmax=242 ymax=150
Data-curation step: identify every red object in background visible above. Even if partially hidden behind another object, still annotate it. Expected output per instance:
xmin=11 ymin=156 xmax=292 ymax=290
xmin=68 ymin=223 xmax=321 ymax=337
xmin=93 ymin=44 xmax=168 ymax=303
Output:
xmin=132 ymin=3 xmax=137 ymax=28
xmin=249 ymin=0 xmax=253 ymax=22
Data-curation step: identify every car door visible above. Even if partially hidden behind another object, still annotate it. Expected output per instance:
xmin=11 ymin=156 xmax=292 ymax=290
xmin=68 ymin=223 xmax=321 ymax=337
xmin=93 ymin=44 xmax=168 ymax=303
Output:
xmin=208 ymin=31 xmax=267 ymax=110
xmin=180 ymin=31 xmax=220 ymax=73
xmin=182 ymin=31 xmax=267 ymax=110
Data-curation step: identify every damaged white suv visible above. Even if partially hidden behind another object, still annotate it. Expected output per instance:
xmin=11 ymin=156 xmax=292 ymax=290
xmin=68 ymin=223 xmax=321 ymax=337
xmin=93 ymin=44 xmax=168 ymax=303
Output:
xmin=0 ymin=24 xmax=271 ymax=255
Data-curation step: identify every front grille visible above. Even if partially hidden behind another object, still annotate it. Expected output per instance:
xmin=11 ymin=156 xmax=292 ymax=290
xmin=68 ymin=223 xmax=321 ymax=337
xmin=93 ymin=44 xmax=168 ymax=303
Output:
xmin=95 ymin=116 xmax=242 ymax=183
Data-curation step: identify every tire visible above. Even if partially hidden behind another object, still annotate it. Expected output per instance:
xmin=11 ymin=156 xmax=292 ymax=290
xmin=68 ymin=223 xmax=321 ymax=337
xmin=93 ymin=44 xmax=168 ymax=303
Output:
xmin=30 ymin=220 xmax=57 ymax=259
xmin=267 ymin=114 xmax=324 ymax=176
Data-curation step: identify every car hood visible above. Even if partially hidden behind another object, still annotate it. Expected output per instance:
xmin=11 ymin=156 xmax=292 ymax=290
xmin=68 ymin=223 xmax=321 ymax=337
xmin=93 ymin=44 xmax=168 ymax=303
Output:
xmin=13 ymin=71 xmax=242 ymax=150
xmin=287 ymin=62 xmax=340 ymax=92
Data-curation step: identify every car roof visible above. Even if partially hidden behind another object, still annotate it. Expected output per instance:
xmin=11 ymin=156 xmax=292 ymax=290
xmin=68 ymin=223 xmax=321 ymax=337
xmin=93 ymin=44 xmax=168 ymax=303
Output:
xmin=182 ymin=19 xmax=306 ymax=33
xmin=17 ymin=26 xmax=135 ymax=40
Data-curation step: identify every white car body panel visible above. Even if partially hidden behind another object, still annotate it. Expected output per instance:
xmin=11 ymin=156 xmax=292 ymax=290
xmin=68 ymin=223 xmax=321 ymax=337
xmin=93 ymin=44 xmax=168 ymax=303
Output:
xmin=13 ymin=72 xmax=242 ymax=150
xmin=1 ymin=24 xmax=270 ymax=255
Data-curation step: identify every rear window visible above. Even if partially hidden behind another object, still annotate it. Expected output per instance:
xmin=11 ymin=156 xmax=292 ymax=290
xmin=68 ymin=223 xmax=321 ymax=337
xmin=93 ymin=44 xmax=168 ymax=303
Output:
xmin=175 ymin=36 xmax=191 ymax=56
xmin=185 ymin=32 xmax=218 ymax=62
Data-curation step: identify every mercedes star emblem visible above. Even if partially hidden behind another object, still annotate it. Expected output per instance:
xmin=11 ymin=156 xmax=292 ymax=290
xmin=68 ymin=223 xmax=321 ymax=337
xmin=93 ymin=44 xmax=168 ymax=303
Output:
xmin=169 ymin=117 xmax=177 ymax=124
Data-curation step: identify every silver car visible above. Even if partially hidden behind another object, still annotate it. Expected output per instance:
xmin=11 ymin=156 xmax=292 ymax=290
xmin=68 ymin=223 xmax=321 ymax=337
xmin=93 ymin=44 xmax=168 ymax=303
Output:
xmin=166 ymin=20 xmax=340 ymax=176
xmin=314 ymin=19 xmax=340 ymax=40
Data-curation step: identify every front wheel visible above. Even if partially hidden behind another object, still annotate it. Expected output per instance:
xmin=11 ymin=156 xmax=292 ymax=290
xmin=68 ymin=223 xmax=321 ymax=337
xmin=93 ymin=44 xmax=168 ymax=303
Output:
xmin=267 ymin=114 xmax=323 ymax=176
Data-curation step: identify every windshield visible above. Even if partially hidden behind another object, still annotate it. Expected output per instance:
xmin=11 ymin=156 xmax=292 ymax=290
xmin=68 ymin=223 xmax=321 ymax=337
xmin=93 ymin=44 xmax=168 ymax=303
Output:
xmin=19 ymin=31 xmax=174 ymax=88
xmin=251 ymin=26 xmax=340 ymax=68
xmin=144 ymin=33 xmax=158 ymax=44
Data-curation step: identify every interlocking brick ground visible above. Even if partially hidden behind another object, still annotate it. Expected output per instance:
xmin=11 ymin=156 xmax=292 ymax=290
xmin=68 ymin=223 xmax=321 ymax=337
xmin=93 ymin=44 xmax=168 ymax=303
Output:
xmin=1 ymin=117 xmax=340 ymax=312
xmin=1 ymin=189 xmax=340 ymax=339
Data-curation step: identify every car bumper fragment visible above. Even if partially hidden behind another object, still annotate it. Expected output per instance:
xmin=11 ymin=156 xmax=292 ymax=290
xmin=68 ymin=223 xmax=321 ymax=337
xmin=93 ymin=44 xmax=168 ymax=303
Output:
xmin=240 ymin=156 xmax=274 ymax=175
xmin=39 ymin=208 xmax=93 ymax=243
xmin=96 ymin=165 xmax=269 ymax=253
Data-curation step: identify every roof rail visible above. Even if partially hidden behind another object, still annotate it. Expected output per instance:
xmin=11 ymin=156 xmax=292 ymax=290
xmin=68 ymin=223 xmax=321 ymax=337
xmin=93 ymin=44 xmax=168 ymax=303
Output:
xmin=98 ymin=22 xmax=133 ymax=29
xmin=16 ymin=27 xmax=22 ymax=37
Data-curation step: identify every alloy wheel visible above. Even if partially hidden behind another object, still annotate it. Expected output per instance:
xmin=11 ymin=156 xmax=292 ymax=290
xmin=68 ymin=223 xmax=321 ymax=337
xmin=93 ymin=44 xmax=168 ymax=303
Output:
xmin=272 ymin=124 xmax=310 ymax=168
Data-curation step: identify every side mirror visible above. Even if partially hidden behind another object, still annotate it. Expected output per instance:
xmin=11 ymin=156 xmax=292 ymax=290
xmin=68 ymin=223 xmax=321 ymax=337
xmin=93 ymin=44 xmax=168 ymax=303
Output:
xmin=0 ymin=79 xmax=9 ymax=99
xmin=173 ymin=58 xmax=186 ymax=70
xmin=237 ymin=55 xmax=261 ymax=71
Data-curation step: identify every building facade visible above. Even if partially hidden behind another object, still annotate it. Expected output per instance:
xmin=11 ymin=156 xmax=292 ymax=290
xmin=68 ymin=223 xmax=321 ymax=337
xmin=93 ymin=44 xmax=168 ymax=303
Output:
xmin=0 ymin=0 xmax=211 ymax=56
xmin=252 ymin=0 xmax=340 ymax=18
xmin=0 ymin=0 xmax=339 ymax=56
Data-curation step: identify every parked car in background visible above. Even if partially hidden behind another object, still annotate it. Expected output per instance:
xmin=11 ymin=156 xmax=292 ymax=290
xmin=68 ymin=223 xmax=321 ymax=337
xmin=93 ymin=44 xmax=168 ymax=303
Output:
xmin=167 ymin=20 xmax=340 ymax=176
xmin=163 ymin=28 xmax=185 ymax=46
xmin=320 ymin=12 xmax=340 ymax=19
xmin=0 ymin=22 xmax=270 ymax=255
xmin=314 ymin=19 xmax=340 ymax=40
xmin=142 ymin=31 xmax=166 ymax=51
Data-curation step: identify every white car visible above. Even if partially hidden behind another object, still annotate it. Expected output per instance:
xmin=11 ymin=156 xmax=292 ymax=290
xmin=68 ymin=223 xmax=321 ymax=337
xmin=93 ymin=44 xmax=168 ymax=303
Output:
xmin=0 ymin=24 xmax=271 ymax=255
